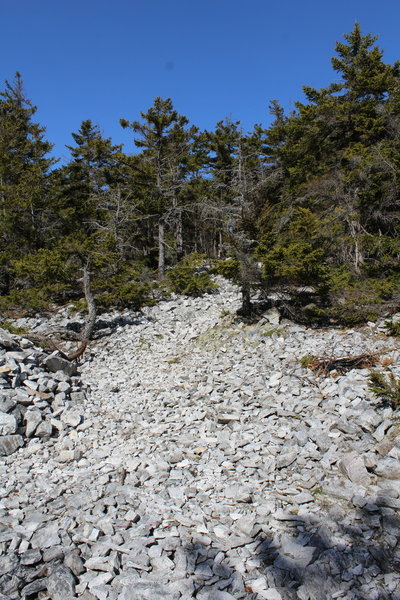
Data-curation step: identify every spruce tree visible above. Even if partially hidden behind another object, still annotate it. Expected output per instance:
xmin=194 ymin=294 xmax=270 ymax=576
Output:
xmin=257 ymin=24 xmax=400 ymax=322
xmin=121 ymin=97 xmax=198 ymax=277
xmin=57 ymin=119 xmax=123 ymax=234
xmin=0 ymin=73 xmax=55 ymax=295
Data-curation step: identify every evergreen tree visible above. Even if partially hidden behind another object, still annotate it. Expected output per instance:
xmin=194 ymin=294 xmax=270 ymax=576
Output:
xmin=0 ymin=73 xmax=55 ymax=294
xmin=202 ymin=119 xmax=268 ymax=312
xmin=257 ymin=24 xmax=400 ymax=321
xmin=121 ymin=97 xmax=198 ymax=276
xmin=57 ymin=119 xmax=123 ymax=234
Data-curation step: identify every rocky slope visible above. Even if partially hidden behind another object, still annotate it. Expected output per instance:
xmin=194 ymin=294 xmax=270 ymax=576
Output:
xmin=1 ymin=279 xmax=400 ymax=600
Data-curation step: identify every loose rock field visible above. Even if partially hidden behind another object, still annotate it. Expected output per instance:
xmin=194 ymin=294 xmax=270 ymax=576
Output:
xmin=1 ymin=279 xmax=400 ymax=599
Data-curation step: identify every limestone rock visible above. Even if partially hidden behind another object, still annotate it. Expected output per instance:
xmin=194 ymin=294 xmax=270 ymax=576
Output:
xmin=42 ymin=352 xmax=77 ymax=376
xmin=0 ymin=328 xmax=18 ymax=350
xmin=0 ymin=434 xmax=23 ymax=456
xmin=339 ymin=452 xmax=371 ymax=486
xmin=46 ymin=565 xmax=76 ymax=599
xmin=2 ymin=279 xmax=400 ymax=600
xmin=0 ymin=413 xmax=17 ymax=435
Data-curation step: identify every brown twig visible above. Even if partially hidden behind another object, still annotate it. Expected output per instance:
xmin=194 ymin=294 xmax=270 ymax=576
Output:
xmin=25 ymin=334 xmax=88 ymax=362
xmin=54 ymin=340 xmax=88 ymax=362
xmin=309 ymin=347 xmax=397 ymax=375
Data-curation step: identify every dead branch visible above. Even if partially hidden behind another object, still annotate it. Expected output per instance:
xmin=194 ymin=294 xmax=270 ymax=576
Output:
xmin=25 ymin=260 xmax=96 ymax=362
xmin=24 ymin=333 xmax=88 ymax=362
xmin=308 ymin=347 xmax=397 ymax=375
xmin=57 ymin=260 xmax=97 ymax=361
xmin=59 ymin=340 xmax=88 ymax=361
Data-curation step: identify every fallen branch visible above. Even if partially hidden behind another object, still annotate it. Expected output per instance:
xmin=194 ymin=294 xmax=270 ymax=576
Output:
xmin=54 ymin=340 xmax=88 ymax=362
xmin=24 ymin=334 xmax=88 ymax=362
xmin=308 ymin=347 xmax=397 ymax=375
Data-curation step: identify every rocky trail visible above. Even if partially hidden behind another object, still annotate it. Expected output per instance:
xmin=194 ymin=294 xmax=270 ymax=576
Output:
xmin=1 ymin=278 xmax=400 ymax=600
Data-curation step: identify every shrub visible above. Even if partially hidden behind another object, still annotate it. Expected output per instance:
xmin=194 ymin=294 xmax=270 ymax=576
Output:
xmin=1 ymin=321 xmax=30 ymax=335
xmin=368 ymin=371 xmax=400 ymax=408
xmin=262 ymin=327 xmax=285 ymax=338
xmin=0 ymin=287 xmax=51 ymax=313
xmin=166 ymin=253 xmax=217 ymax=296
xmin=385 ymin=320 xmax=400 ymax=337
xmin=300 ymin=354 xmax=315 ymax=368
xmin=212 ymin=258 xmax=241 ymax=282
xmin=93 ymin=265 xmax=154 ymax=310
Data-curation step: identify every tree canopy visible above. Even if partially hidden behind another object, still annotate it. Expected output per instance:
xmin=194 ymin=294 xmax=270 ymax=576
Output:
xmin=1 ymin=25 xmax=399 ymax=324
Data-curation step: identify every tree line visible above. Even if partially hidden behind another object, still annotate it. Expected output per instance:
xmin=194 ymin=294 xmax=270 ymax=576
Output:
xmin=1 ymin=24 xmax=399 ymax=324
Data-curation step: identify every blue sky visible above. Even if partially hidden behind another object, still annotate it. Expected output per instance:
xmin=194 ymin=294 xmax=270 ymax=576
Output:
xmin=1 ymin=0 xmax=399 ymax=163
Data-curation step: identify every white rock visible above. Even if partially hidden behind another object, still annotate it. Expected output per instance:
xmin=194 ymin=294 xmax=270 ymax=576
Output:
xmin=0 ymin=412 xmax=17 ymax=435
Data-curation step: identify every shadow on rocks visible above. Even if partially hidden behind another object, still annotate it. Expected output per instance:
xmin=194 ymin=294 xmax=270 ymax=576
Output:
xmin=182 ymin=540 xmax=258 ymax=600
xmin=177 ymin=493 xmax=400 ymax=599
xmin=252 ymin=490 xmax=400 ymax=600
xmin=64 ymin=313 xmax=147 ymax=339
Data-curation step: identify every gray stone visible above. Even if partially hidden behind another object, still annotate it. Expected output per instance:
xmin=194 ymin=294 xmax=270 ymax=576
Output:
xmin=293 ymin=429 xmax=308 ymax=446
xmin=0 ymin=396 xmax=17 ymax=413
xmin=19 ymin=548 xmax=42 ymax=565
xmin=373 ymin=419 xmax=392 ymax=442
xmin=0 ymin=554 xmax=18 ymax=576
xmin=42 ymin=352 xmax=77 ymax=376
xmin=0 ymin=413 xmax=17 ymax=435
xmin=276 ymin=450 xmax=297 ymax=469
xmin=263 ymin=307 xmax=281 ymax=325
xmin=217 ymin=413 xmax=240 ymax=424
xmin=42 ymin=546 xmax=64 ymax=562
xmin=24 ymin=409 xmax=43 ymax=437
xmin=224 ymin=485 xmax=252 ymax=503
xmin=35 ymin=419 xmax=53 ymax=438
xmin=275 ymin=536 xmax=316 ymax=569
xmin=375 ymin=457 xmax=400 ymax=479
xmin=30 ymin=523 xmax=61 ymax=548
xmin=57 ymin=380 xmax=72 ymax=393
xmin=46 ymin=565 xmax=76 ymax=599
xmin=0 ymin=328 xmax=18 ymax=349
xmin=64 ymin=551 xmax=85 ymax=575
xmin=118 ymin=581 xmax=180 ymax=599
xmin=339 ymin=452 xmax=371 ymax=486
xmin=202 ymin=592 xmax=237 ymax=600
xmin=21 ymin=579 xmax=48 ymax=597
xmin=85 ymin=556 xmax=114 ymax=571
xmin=56 ymin=449 xmax=82 ymax=462
xmin=61 ymin=409 xmax=82 ymax=427
xmin=0 ymin=434 xmax=23 ymax=456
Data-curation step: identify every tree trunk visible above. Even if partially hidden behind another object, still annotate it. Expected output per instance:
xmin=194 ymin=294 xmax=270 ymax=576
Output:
xmin=158 ymin=217 xmax=165 ymax=279
xmin=175 ymin=207 xmax=184 ymax=260
xmin=240 ymin=282 xmax=252 ymax=317
xmin=81 ymin=260 xmax=97 ymax=341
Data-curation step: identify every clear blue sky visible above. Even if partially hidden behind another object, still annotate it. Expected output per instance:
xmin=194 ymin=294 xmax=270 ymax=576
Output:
xmin=2 ymin=0 xmax=399 ymax=163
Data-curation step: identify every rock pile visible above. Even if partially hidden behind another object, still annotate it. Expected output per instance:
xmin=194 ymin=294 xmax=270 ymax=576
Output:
xmin=1 ymin=278 xmax=400 ymax=599
xmin=0 ymin=328 xmax=86 ymax=459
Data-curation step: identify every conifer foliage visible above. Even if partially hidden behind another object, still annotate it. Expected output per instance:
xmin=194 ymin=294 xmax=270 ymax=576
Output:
xmin=0 ymin=73 xmax=55 ymax=296
xmin=0 ymin=25 xmax=399 ymax=323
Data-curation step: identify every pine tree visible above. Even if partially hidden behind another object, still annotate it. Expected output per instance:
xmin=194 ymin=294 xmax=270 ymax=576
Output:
xmin=57 ymin=119 xmax=123 ymax=235
xmin=121 ymin=97 xmax=198 ymax=277
xmin=0 ymin=73 xmax=55 ymax=294
xmin=257 ymin=24 xmax=400 ymax=321
xmin=202 ymin=120 xmax=268 ymax=313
